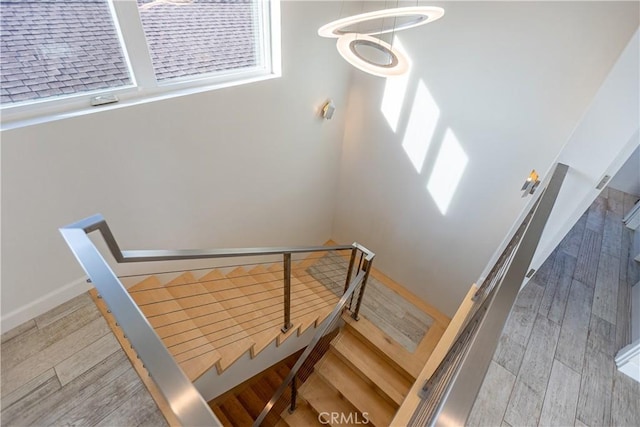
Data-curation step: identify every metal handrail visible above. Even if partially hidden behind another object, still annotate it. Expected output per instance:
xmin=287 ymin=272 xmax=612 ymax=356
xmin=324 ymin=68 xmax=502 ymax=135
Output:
xmin=411 ymin=162 xmax=569 ymax=426
xmin=60 ymin=215 xmax=374 ymax=427
xmin=472 ymin=194 xmax=542 ymax=302
xmin=71 ymin=214 xmax=354 ymax=263
xmin=60 ymin=219 xmax=221 ymax=426
xmin=253 ymin=268 xmax=372 ymax=427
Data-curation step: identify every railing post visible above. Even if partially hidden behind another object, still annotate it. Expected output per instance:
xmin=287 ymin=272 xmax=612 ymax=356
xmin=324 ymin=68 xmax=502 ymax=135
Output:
xmin=288 ymin=375 xmax=297 ymax=414
xmin=351 ymin=258 xmax=372 ymax=320
xmin=343 ymin=247 xmax=357 ymax=295
xmin=282 ymin=252 xmax=293 ymax=333
xmin=349 ymin=251 xmax=364 ymax=310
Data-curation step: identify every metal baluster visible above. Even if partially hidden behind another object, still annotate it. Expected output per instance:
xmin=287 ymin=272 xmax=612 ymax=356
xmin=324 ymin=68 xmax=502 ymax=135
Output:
xmin=282 ymin=252 xmax=292 ymax=333
xmin=289 ymin=375 xmax=297 ymax=414
xmin=349 ymin=251 xmax=364 ymax=310
xmin=343 ymin=247 xmax=357 ymax=295
xmin=352 ymin=258 xmax=372 ymax=321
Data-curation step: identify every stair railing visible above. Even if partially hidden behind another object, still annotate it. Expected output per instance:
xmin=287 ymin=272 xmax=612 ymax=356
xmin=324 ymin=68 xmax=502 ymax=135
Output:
xmin=409 ymin=162 xmax=569 ymax=426
xmin=60 ymin=215 xmax=374 ymax=426
xmin=253 ymin=247 xmax=375 ymax=426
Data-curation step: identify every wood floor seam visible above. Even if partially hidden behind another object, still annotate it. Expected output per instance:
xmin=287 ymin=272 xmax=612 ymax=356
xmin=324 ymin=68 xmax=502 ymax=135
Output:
xmin=470 ymin=189 xmax=640 ymax=427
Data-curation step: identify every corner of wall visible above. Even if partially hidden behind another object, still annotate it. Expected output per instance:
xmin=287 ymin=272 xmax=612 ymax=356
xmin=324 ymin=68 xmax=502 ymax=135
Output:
xmin=1 ymin=276 xmax=90 ymax=334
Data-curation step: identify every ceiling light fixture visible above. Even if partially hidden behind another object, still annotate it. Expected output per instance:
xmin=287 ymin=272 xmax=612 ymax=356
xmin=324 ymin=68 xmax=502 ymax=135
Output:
xmin=318 ymin=6 xmax=444 ymax=78
xmin=336 ymin=34 xmax=409 ymax=78
xmin=318 ymin=6 xmax=444 ymax=38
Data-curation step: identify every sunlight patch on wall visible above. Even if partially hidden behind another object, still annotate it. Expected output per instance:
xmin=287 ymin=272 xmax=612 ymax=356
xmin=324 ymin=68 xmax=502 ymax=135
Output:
xmin=402 ymin=79 xmax=440 ymax=173
xmin=381 ymin=38 xmax=410 ymax=133
xmin=427 ymin=129 xmax=468 ymax=215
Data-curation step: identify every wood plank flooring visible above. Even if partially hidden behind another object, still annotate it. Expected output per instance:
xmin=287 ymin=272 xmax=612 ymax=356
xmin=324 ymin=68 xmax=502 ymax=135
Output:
xmin=0 ymin=293 xmax=166 ymax=426
xmin=307 ymin=252 xmax=436 ymax=352
xmin=468 ymin=188 xmax=640 ymax=427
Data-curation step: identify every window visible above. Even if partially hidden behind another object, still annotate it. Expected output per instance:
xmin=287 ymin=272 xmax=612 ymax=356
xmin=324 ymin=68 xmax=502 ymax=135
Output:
xmin=1 ymin=0 xmax=279 ymax=123
xmin=138 ymin=0 xmax=264 ymax=82
xmin=1 ymin=0 xmax=132 ymax=104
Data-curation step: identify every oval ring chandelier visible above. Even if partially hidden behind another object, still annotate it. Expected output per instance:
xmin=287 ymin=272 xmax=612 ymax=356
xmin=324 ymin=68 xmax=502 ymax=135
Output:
xmin=318 ymin=6 xmax=444 ymax=38
xmin=318 ymin=6 xmax=445 ymax=78
xmin=336 ymin=34 xmax=410 ymax=78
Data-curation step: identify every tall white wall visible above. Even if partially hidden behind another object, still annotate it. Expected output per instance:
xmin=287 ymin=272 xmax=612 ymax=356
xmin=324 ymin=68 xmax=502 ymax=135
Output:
xmin=0 ymin=1 xmax=351 ymax=332
xmin=527 ymin=31 xmax=639 ymax=280
xmin=332 ymin=1 xmax=639 ymax=316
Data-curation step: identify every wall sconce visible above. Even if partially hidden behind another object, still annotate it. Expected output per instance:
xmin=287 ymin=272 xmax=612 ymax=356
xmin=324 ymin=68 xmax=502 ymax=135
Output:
xmin=521 ymin=170 xmax=540 ymax=197
xmin=321 ymin=99 xmax=335 ymax=120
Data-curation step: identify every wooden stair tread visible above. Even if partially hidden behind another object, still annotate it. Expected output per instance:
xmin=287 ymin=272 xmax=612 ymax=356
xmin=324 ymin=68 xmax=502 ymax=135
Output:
xmin=267 ymin=263 xmax=285 ymax=278
xmin=228 ymin=267 xmax=285 ymax=356
xmin=299 ymin=374 xmax=360 ymax=427
xmin=342 ymin=313 xmax=417 ymax=380
xmin=210 ymin=404 xmax=232 ymax=427
xmin=290 ymin=264 xmax=340 ymax=334
xmin=264 ymin=370 xmax=287 ymax=391
xmin=130 ymin=274 xmax=220 ymax=381
xmin=236 ymin=387 xmax=265 ymax=419
xmin=275 ymin=363 xmax=291 ymax=382
xmin=247 ymin=266 xmax=302 ymax=346
xmin=259 ymin=264 xmax=335 ymax=342
xmin=165 ymin=276 xmax=248 ymax=352
xmin=282 ymin=400 xmax=322 ymax=427
xmin=294 ymin=253 xmax=329 ymax=270
xmin=315 ymin=352 xmax=395 ymax=427
xmin=290 ymin=277 xmax=331 ymax=336
xmin=129 ymin=276 xmax=191 ymax=322
xmin=291 ymin=269 xmax=340 ymax=306
xmin=128 ymin=275 xmax=164 ymax=292
xmin=251 ymin=377 xmax=278 ymax=403
xmin=198 ymin=270 xmax=257 ymax=373
xmin=247 ymin=265 xmax=283 ymax=292
xmin=331 ymin=329 xmax=410 ymax=406
xmin=219 ymin=395 xmax=254 ymax=427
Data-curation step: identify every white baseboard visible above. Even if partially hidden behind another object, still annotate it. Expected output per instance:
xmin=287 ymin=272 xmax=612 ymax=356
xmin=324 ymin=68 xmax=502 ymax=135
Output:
xmin=616 ymin=339 xmax=640 ymax=383
xmin=623 ymin=199 xmax=640 ymax=230
xmin=1 ymin=276 xmax=91 ymax=334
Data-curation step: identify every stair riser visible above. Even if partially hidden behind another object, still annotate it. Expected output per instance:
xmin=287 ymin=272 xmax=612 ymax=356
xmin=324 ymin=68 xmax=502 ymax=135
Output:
xmin=314 ymin=354 xmax=395 ymax=427
xmin=328 ymin=345 xmax=401 ymax=408
xmin=344 ymin=322 xmax=414 ymax=382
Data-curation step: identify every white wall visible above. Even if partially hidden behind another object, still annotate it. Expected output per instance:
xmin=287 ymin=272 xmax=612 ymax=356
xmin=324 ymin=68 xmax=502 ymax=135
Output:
xmin=332 ymin=1 xmax=639 ymax=316
xmin=0 ymin=1 xmax=352 ymax=332
xmin=527 ymin=31 xmax=639 ymax=281
xmin=609 ymin=146 xmax=640 ymax=197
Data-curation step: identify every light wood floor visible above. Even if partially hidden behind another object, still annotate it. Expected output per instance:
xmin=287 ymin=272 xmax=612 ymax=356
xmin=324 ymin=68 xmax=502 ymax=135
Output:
xmin=468 ymin=188 xmax=640 ymax=427
xmin=307 ymin=252 xmax=436 ymax=352
xmin=0 ymin=293 xmax=166 ymax=426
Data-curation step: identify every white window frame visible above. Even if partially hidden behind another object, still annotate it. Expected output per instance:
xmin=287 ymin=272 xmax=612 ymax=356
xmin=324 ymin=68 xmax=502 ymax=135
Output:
xmin=1 ymin=0 xmax=281 ymax=129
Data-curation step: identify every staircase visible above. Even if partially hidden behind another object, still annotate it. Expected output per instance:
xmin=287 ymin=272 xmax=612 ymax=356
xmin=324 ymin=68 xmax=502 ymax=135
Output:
xmin=119 ymin=258 xmax=341 ymax=382
xmin=211 ymin=353 xmax=299 ymax=427
xmin=199 ymin=300 xmax=443 ymax=427
xmin=92 ymin=247 xmax=447 ymax=426
xmin=281 ymin=314 xmax=422 ymax=427
xmin=61 ymin=163 xmax=569 ymax=426
xmin=62 ymin=215 xmax=452 ymax=426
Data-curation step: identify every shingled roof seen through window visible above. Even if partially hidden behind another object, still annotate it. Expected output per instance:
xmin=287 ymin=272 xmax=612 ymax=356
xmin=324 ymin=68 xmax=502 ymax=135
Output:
xmin=1 ymin=0 xmax=262 ymax=106
xmin=1 ymin=0 xmax=131 ymax=105
xmin=138 ymin=0 xmax=259 ymax=81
